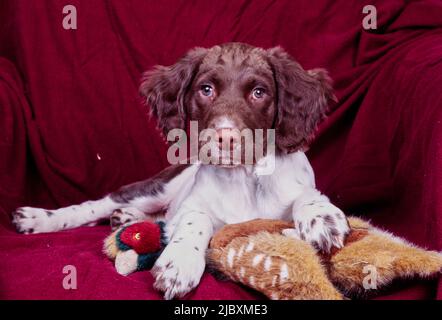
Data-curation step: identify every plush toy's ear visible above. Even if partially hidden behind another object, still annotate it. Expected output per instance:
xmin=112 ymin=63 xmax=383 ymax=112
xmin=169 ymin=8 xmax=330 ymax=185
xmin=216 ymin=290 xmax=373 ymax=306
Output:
xmin=328 ymin=217 xmax=442 ymax=297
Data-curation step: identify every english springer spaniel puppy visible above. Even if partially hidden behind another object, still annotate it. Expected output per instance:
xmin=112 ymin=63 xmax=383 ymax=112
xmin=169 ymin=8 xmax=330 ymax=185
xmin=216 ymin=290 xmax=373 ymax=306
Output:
xmin=12 ymin=43 xmax=350 ymax=299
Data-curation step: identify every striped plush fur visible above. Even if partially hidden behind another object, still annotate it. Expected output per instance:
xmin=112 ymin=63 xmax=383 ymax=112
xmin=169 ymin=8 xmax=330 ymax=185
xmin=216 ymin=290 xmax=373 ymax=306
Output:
xmin=207 ymin=217 xmax=442 ymax=300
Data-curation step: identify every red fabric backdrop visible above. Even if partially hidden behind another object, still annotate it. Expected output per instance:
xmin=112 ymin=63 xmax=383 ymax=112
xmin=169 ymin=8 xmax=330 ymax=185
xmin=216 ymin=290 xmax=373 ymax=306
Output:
xmin=0 ymin=0 xmax=441 ymax=299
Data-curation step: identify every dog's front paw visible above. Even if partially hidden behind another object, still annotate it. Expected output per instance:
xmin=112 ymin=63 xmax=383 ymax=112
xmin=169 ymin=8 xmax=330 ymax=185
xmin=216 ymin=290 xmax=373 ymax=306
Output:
xmin=293 ymin=205 xmax=350 ymax=253
xmin=151 ymin=243 xmax=205 ymax=300
xmin=110 ymin=208 xmax=137 ymax=230
xmin=11 ymin=207 xmax=55 ymax=234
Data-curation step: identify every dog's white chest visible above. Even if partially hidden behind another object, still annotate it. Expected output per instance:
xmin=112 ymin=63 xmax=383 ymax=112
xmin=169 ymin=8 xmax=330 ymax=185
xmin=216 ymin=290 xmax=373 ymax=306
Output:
xmin=192 ymin=165 xmax=259 ymax=224
xmin=173 ymin=152 xmax=314 ymax=225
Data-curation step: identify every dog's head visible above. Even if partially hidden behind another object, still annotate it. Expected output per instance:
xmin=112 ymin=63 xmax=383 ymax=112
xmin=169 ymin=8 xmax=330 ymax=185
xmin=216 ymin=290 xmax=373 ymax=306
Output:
xmin=140 ymin=43 xmax=335 ymax=165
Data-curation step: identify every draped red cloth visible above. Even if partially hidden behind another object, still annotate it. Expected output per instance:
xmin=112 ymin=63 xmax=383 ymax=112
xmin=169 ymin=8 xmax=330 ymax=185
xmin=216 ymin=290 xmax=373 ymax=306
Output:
xmin=0 ymin=0 xmax=441 ymax=299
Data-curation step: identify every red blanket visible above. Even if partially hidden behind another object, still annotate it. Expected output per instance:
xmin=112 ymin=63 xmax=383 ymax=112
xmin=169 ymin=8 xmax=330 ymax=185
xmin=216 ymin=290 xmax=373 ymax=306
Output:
xmin=1 ymin=0 xmax=441 ymax=299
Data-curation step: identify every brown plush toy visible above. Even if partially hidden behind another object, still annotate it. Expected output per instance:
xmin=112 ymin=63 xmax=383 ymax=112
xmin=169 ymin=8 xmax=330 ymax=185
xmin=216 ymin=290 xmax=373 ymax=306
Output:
xmin=207 ymin=217 xmax=442 ymax=300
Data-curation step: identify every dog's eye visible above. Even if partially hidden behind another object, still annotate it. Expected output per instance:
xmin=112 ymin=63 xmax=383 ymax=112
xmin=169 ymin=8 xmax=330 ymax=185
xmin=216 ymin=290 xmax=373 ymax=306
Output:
xmin=252 ymin=87 xmax=265 ymax=99
xmin=200 ymin=85 xmax=214 ymax=97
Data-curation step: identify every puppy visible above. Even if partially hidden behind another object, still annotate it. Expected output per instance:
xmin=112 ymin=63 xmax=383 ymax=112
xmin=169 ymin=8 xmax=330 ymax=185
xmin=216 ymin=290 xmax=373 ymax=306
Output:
xmin=12 ymin=43 xmax=350 ymax=299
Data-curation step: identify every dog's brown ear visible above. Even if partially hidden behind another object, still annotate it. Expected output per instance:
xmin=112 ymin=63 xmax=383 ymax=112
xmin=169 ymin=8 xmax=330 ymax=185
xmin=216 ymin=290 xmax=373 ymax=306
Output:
xmin=140 ymin=47 xmax=207 ymax=136
xmin=267 ymin=47 xmax=335 ymax=153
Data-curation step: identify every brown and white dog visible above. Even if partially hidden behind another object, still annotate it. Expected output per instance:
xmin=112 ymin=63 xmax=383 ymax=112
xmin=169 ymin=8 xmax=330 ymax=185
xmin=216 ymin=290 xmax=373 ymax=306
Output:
xmin=12 ymin=43 xmax=350 ymax=299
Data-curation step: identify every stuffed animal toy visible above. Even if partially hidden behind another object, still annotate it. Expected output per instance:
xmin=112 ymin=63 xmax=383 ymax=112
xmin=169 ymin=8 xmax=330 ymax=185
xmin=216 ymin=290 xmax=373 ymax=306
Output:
xmin=103 ymin=220 xmax=167 ymax=275
xmin=207 ymin=217 xmax=442 ymax=300
xmin=103 ymin=217 xmax=442 ymax=300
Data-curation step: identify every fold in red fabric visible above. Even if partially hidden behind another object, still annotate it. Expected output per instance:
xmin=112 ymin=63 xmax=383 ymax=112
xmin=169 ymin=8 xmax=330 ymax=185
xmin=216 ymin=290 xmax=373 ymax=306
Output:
xmin=0 ymin=0 xmax=441 ymax=299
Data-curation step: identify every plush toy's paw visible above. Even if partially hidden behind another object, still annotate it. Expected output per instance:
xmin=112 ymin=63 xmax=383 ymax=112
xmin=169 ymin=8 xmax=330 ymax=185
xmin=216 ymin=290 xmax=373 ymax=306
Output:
xmin=151 ymin=243 xmax=205 ymax=300
xmin=11 ymin=207 xmax=55 ymax=234
xmin=110 ymin=207 xmax=147 ymax=230
xmin=293 ymin=204 xmax=350 ymax=253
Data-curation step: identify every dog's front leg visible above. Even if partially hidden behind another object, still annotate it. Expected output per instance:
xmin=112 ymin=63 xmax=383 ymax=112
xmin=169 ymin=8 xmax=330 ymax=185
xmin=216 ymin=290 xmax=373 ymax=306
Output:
xmin=290 ymin=188 xmax=350 ymax=253
xmin=152 ymin=211 xmax=213 ymax=300
xmin=11 ymin=196 xmax=123 ymax=234
xmin=11 ymin=164 xmax=197 ymax=234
